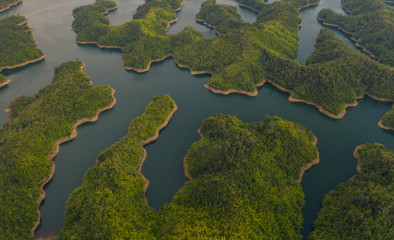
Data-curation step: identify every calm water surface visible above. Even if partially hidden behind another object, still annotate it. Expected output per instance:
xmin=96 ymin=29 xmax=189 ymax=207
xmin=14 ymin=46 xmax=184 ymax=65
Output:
xmin=0 ymin=0 xmax=392 ymax=238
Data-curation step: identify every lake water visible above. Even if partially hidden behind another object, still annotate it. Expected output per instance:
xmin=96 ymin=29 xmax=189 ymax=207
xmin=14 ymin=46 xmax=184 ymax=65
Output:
xmin=0 ymin=0 xmax=392 ymax=238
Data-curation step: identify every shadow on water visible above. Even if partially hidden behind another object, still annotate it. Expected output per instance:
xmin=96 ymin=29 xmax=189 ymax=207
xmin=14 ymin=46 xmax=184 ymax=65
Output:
xmin=0 ymin=0 xmax=392 ymax=238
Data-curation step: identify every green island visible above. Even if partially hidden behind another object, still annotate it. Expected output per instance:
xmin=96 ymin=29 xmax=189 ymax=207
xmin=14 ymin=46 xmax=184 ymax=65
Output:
xmin=317 ymin=0 xmax=394 ymax=66
xmin=0 ymin=0 xmax=23 ymax=12
xmin=59 ymin=112 xmax=318 ymax=239
xmin=72 ymin=0 xmax=393 ymax=120
xmin=0 ymin=61 xmax=115 ymax=239
xmin=379 ymin=106 xmax=394 ymax=130
xmin=58 ymin=95 xmax=177 ymax=239
xmin=310 ymin=143 xmax=394 ymax=240
xmin=0 ymin=15 xmax=46 ymax=86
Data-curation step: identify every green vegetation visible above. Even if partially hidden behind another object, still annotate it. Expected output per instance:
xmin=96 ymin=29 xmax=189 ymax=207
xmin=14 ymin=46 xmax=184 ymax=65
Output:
xmin=0 ymin=15 xmax=45 ymax=70
xmin=58 ymin=95 xmax=176 ymax=239
xmin=0 ymin=74 xmax=7 ymax=86
xmin=0 ymin=61 xmax=114 ymax=239
xmin=156 ymin=114 xmax=318 ymax=239
xmin=196 ymin=0 xmax=246 ymax=33
xmin=310 ymin=143 xmax=394 ymax=240
xmin=318 ymin=0 xmax=394 ymax=66
xmin=0 ymin=0 xmax=21 ymax=12
xmin=72 ymin=0 xmax=393 ymax=118
xmin=59 ymin=113 xmax=318 ymax=239
xmin=380 ymin=105 xmax=394 ymax=130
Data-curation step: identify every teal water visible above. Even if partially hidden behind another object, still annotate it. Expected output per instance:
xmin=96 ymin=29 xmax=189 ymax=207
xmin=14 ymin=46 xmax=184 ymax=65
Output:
xmin=0 ymin=0 xmax=392 ymax=238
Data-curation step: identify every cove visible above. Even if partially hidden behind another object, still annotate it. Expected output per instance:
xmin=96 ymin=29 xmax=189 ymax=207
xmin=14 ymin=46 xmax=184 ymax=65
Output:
xmin=0 ymin=0 xmax=392 ymax=238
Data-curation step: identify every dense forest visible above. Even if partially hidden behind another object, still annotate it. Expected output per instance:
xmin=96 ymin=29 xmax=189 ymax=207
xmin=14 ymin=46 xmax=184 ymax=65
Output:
xmin=0 ymin=74 xmax=8 ymax=87
xmin=0 ymin=15 xmax=45 ymax=70
xmin=317 ymin=0 xmax=394 ymax=66
xmin=58 ymin=95 xmax=177 ymax=239
xmin=0 ymin=61 xmax=114 ymax=239
xmin=72 ymin=0 xmax=393 ymax=119
xmin=59 ymin=113 xmax=318 ymax=239
xmin=0 ymin=0 xmax=22 ymax=12
xmin=310 ymin=143 xmax=394 ymax=239
xmin=156 ymin=114 xmax=318 ymax=239
xmin=380 ymin=105 xmax=394 ymax=130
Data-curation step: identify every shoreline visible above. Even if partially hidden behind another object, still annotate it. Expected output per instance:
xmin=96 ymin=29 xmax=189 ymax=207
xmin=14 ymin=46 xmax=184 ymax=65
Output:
xmin=195 ymin=18 xmax=221 ymax=35
xmin=378 ymin=117 xmax=394 ymax=131
xmin=317 ymin=17 xmax=378 ymax=59
xmin=0 ymin=78 xmax=10 ymax=88
xmin=138 ymin=104 xmax=178 ymax=205
xmin=299 ymin=2 xmax=319 ymax=11
xmin=238 ymin=3 xmax=259 ymax=13
xmin=166 ymin=0 xmax=185 ymax=32
xmin=297 ymin=136 xmax=320 ymax=183
xmin=30 ymin=66 xmax=117 ymax=236
xmin=203 ymin=80 xmax=265 ymax=97
xmin=353 ymin=145 xmax=362 ymax=172
xmin=75 ymin=41 xmax=122 ymax=49
xmin=0 ymin=0 xmax=23 ymax=13
xmin=0 ymin=54 xmax=46 ymax=72
xmin=183 ymin=128 xmax=204 ymax=180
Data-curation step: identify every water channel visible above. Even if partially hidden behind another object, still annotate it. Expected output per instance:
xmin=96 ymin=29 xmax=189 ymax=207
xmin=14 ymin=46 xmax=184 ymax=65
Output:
xmin=0 ymin=0 xmax=392 ymax=238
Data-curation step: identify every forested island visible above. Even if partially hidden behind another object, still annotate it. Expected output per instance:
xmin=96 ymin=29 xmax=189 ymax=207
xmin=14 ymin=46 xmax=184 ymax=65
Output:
xmin=72 ymin=0 xmax=393 ymax=120
xmin=0 ymin=0 xmax=23 ymax=12
xmin=310 ymin=143 xmax=393 ymax=239
xmin=379 ymin=106 xmax=394 ymax=130
xmin=0 ymin=15 xmax=46 ymax=85
xmin=58 ymin=95 xmax=177 ymax=239
xmin=317 ymin=0 xmax=393 ymax=66
xmin=0 ymin=61 xmax=115 ymax=239
xmin=58 ymin=112 xmax=318 ymax=239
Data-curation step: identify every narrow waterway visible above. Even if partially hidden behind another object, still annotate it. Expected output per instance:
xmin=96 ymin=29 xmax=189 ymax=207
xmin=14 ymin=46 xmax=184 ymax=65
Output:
xmin=0 ymin=0 xmax=392 ymax=238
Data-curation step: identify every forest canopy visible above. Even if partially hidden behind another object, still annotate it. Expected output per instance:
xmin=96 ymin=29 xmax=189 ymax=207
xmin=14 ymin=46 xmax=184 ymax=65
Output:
xmin=0 ymin=61 xmax=114 ymax=239
xmin=310 ymin=143 xmax=394 ymax=240
xmin=59 ymin=113 xmax=319 ymax=239
xmin=72 ymin=0 xmax=393 ymax=119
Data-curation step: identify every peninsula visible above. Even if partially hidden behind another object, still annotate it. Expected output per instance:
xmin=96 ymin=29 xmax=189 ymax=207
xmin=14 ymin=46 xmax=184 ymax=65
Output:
xmin=72 ymin=0 xmax=393 ymax=121
xmin=310 ymin=143 xmax=393 ymax=239
xmin=0 ymin=61 xmax=115 ymax=239
xmin=0 ymin=15 xmax=46 ymax=85
xmin=0 ymin=0 xmax=23 ymax=13
xmin=58 ymin=113 xmax=319 ymax=238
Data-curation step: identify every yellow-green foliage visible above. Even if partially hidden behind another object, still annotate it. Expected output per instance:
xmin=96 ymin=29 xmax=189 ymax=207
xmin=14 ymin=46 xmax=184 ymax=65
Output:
xmin=157 ymin=114 xmax=318 ymax=239
xmin=58 ymin=95 xmax=176 ymax=239
xmin=60 ymin=113 xmax=318 ymax=239
xmin=318 ymin=0 xmax=394 ymax=66
xmin=381 ymin=105 xmax=394 ymax=129
xmin=73 ymin=0 xmax=393 ymax=116
xmin=310 ymin=143 xmax=394 ymax=240
xmin=0 ymin=61 xmax=114 ymax=239
xmin=0 ymin=74 xmax=7 ymax=85
xmin=0 ymin=0 xmax=21 ymax=11
xmin=0 ymin=15 xmax=44 ymax=69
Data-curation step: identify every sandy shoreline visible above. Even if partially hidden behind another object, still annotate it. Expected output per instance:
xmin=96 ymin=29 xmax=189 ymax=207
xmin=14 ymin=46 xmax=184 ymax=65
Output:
xmin=138 ymin=104 xmax=178 ymax=205
xmin=297 ymin=136 xmax=319 ymax=183
xmin=299 ymin=2 xmax=319 ymax=11
xmin=204 ymin=80 xmax=265 ymax=97
xmin=0 ymin=0 xmax=23 ymax=13
xmin=317 ymin=17 xmax=378 ymax=59
xmin=1 ymin=54 xmax=46 ymax=72
xmin=378 ymin=117 xmax=394 ymax=131
xmin=183 ymin=128 xmax=204 ymax=180
xmin=30 ymin=66 xmax=117 ymax=236
xmin=75 ymin=41 xmax=122 ymax=49
xmin=0 ymin=78 xmax=10 ymax=88
xmin=353 ymin=145 xmax=362 ymax=172
xmin=195 ymin=18 xmax=221 ymax=35
xmin=238 ymin=3 xmax=259 ymax=13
